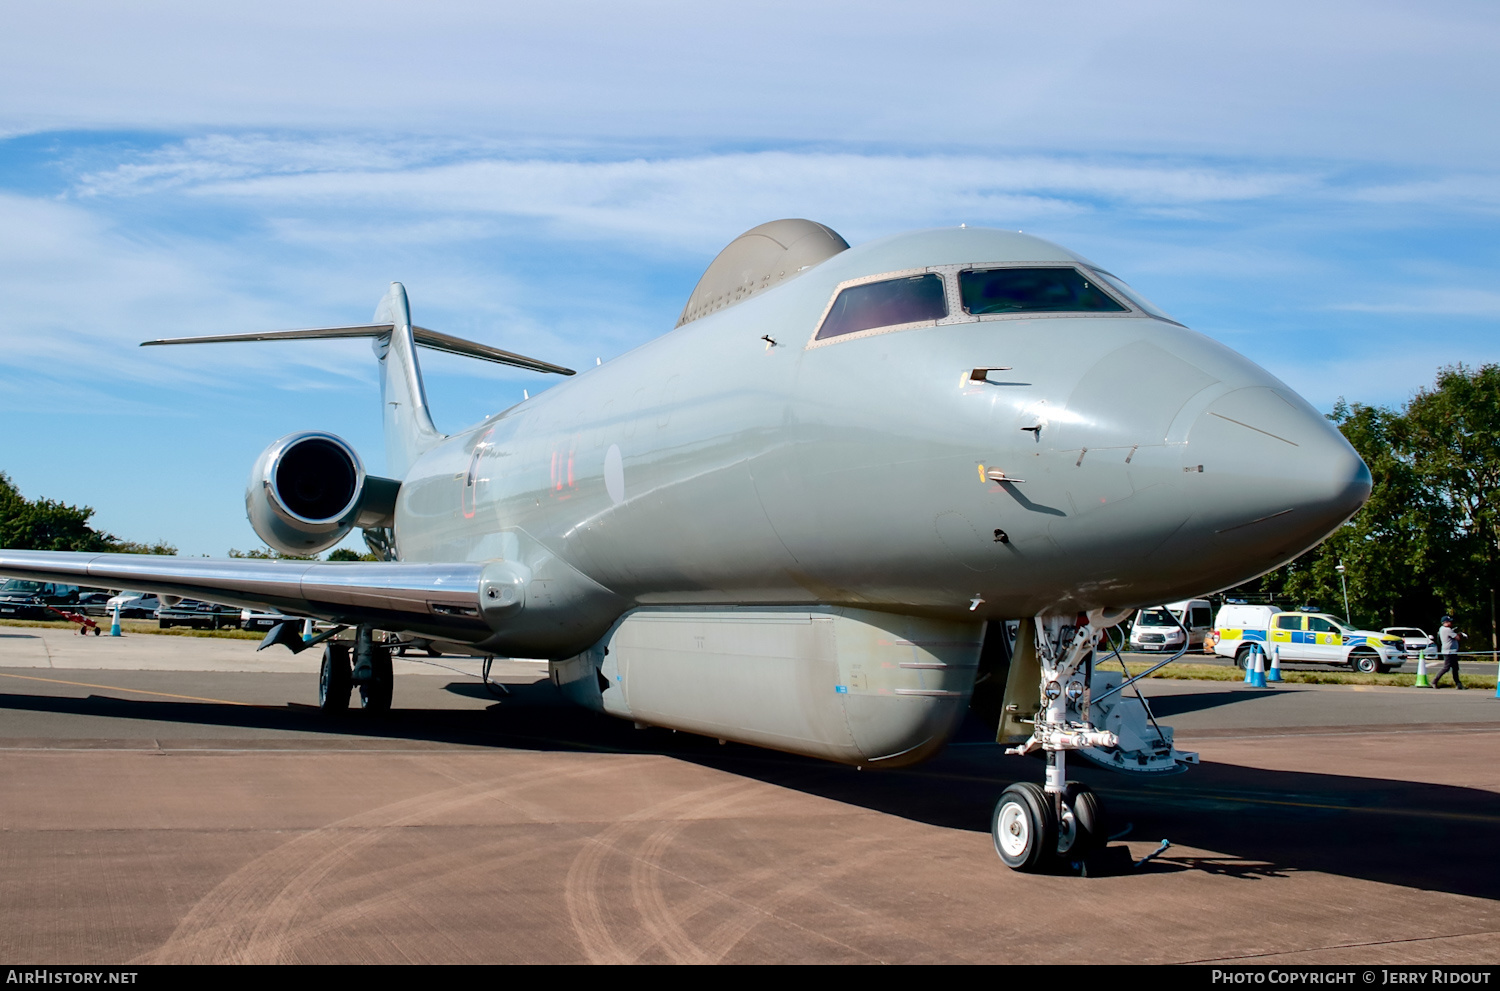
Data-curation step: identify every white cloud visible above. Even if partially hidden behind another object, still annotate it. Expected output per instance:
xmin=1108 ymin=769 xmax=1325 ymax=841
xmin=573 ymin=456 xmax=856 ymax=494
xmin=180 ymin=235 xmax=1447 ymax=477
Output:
xmin=3 ymin=1 xmax=1498 ymax=167
xmin=73 ymin=140 xmax=1321 ymax=253
xmin=1329 ymin=290 xmax=1500 ymax=317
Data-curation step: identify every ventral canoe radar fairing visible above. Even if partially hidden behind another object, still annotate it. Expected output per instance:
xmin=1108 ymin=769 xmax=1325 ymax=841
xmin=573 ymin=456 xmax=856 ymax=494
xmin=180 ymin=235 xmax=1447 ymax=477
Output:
xmin=0 ymin=221 xmax=1371 ymax=872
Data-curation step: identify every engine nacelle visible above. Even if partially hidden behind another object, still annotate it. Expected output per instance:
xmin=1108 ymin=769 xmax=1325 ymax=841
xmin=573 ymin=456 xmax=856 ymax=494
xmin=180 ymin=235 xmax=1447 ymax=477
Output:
xmin=246 ymin=432 xmax=400 ymax=556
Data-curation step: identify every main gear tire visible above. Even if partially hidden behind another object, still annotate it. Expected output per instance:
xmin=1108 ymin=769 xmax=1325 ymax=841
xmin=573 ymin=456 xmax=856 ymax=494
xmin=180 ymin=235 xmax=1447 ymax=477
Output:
xmin=359 ymin=647 xmax=394 ymax=714
xmin=318 ymin=642 xmax=352 ymax=715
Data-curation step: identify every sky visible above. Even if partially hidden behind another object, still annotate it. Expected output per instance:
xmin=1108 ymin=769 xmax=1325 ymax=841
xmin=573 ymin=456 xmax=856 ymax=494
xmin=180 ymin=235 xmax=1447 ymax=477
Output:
xmin=0 ymin=0 xmax=1497 ymax=556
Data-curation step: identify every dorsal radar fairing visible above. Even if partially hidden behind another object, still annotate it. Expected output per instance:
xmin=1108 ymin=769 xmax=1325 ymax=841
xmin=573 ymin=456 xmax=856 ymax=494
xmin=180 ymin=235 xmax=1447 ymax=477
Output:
xmin=677 ymin=219 xmax=849 ymax=327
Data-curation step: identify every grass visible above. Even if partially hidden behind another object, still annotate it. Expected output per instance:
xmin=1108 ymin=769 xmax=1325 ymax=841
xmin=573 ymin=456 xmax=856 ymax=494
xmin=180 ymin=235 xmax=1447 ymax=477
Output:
xmin=0 ymin=617 xmax=263 ymax=640
xmin=1137 ymin=660 xmax=1497 ymax=689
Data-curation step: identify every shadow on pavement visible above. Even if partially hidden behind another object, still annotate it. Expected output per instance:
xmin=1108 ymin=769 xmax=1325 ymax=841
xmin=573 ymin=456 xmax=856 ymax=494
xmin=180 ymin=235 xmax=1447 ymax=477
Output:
xmin=2 ymin=682 xmax=1497 ymax=902
xmin=1142 ymin=687 xmax=1310 ymax=717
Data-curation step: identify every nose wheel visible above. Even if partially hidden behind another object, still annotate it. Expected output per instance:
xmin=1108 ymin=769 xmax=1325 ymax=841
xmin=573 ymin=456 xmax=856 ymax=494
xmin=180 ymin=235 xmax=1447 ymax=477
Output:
xmin=992 ymin=783 xmax=1056 ymax=871
xmin=992 ymin=781 xmax=1107 ymax=871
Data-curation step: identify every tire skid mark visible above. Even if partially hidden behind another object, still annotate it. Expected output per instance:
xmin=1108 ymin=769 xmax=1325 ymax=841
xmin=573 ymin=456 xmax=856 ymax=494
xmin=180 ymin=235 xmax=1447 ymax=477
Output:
xmin=236 ymin=757 xmax=651 ymax=964
xmin=564 ymin=778 xmax=756 ymax=963
xmin=694 ymin=833 xmax=890 ymax=963
xmin=629 ymin=811 xmax=891 ymax=963
xmin=568 ymin=780 xmax=882 ymax=965
xmin=271 ymin=834 xmax=574 ymax=963
xmin=148 ymin=755 xmax=650 ymax=964
xmin=625 ymin=782 xmax=767 ymax=963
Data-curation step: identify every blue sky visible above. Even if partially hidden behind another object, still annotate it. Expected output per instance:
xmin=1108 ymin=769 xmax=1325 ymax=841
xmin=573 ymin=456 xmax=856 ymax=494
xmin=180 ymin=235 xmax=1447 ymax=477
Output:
xmin=1 ymin=0 xmax=1497 ymax=556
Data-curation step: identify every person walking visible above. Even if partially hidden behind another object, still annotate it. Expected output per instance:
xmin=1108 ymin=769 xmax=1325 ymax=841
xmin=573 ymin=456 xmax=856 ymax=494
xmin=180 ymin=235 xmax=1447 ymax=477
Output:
xmin=1434 ymin=615 xmax=1466 ymax=689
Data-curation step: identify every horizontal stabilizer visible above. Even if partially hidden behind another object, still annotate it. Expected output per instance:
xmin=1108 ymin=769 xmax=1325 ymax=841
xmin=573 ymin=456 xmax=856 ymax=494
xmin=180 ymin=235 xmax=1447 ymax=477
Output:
xmin=141 ymin=324 xmax=575 ymax=376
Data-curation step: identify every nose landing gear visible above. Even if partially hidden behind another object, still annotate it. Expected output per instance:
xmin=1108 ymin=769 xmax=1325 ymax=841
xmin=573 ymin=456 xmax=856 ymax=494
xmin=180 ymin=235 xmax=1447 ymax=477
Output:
xmin=994 ymin=610 xmax=1119 ymax=873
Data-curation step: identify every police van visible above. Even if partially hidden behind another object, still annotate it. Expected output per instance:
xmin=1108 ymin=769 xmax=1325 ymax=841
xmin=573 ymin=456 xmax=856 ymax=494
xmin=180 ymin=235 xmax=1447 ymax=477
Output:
xmin=1212 ymin=604 xmax=1406 ymax=673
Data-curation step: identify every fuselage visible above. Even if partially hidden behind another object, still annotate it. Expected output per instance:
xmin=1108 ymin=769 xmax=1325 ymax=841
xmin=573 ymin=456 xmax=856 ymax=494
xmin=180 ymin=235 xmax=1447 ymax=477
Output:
xmin=395 ymin=228 xmax=1370 ymax=636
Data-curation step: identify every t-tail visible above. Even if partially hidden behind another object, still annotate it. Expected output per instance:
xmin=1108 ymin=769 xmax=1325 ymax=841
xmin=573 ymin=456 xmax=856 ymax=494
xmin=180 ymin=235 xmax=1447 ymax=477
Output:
xmin=141 ymin=282 xmax=575 ymax=477
xmin=372 ymin=283 xmax=441 ymax=475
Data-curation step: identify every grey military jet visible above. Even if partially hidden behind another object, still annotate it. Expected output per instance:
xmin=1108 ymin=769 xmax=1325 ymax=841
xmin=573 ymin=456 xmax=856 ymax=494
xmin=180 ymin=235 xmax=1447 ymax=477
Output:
xmin=0 ymin=220 xmax=1370 ymax=872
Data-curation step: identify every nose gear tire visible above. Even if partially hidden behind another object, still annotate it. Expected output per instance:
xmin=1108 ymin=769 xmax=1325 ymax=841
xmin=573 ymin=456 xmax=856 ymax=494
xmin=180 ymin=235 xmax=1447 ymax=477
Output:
xmin=992 ymin=782 xmax=1057 ymax=872
xmin=1061 ymin=782 xmax=1107 ymax=859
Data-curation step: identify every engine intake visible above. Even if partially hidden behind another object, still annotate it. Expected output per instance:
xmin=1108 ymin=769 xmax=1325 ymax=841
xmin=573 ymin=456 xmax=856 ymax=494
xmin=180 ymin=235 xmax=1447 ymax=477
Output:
xmin=246 ymin=432 xmax=400 ymax=555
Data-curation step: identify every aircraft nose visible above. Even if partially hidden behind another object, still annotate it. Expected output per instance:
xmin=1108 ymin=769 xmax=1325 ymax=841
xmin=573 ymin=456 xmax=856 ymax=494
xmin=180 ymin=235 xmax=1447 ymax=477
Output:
xmin=1178 ymin=386 xmax=1371 ymax=569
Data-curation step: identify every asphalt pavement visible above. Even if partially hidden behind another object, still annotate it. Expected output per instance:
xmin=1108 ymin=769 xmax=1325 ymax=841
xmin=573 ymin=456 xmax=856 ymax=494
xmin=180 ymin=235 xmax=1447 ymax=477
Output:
xmin=2 ymin=628 xmax=1498 ymax=964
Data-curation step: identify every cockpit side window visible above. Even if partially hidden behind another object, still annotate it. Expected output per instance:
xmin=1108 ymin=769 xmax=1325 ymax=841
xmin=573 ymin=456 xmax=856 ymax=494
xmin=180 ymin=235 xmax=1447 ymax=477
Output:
xmin=959 ymin=268 xmax=1126 ymax=315
xmin=815 ymin=273 xmax=947 ymax=341
xmin=1089 ymin=269 xmax=1180 ymax=324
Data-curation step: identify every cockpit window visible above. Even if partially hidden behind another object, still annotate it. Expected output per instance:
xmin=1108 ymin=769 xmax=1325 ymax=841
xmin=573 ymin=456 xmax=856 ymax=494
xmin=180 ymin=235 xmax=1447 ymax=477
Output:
xmin=959 ymin=268 xmax=1126 ymax=315
xmin=815 ymin=273 xmax=947 ymax=341
xmin=1088 ymin=269 xmax=1179 ymax=323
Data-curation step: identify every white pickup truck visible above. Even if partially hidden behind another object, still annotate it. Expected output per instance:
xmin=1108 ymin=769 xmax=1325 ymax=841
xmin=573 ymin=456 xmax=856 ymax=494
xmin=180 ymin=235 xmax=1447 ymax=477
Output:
xmin=1213 ymin=606 xmax=1407 ymax=673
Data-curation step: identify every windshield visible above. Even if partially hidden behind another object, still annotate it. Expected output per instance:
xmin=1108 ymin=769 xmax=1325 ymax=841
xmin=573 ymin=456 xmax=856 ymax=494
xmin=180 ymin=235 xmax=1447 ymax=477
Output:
xmin=0 ymin=580 xmax=43 ymax=594
xmin=817 ymin=274 xmax=947 ymax=340
xmin=960 ymin=267 xmax=1126 ymax=315
xmin=1088 ymin=269 xmax=1180 ymax=323
xmin=1136 ymin=608 xmax=1179 ymax=626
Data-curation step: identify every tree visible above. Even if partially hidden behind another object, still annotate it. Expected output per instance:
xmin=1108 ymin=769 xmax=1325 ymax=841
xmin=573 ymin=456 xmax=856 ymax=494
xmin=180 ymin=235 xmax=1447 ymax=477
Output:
xmin=1396 ymin=363 xmax=1500 ymax=648
xmin=227 ymin=547 xmax=317 ymax=561
xmin=0 ymin=472 xmax=115 ymax=552
xmin=326 ymin=547 xmax=381 ymax=561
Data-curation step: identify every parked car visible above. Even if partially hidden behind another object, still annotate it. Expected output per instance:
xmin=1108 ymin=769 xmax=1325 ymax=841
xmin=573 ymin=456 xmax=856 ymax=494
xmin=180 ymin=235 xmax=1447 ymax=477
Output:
xmin=157 ymin=599 xmax=242 ymax=630
xmin=77 ymin=592 xmax=114 ymax=617
xmin=106 ymin=592 xmax=161 ymax=619
xmin=1383 ymin=627 xmax=1436 ymax=658
xmin=240 ymin=608 xmax=308 ymax=633
xmin=0 ymin=580 xmax=81 ymax=620
xmin=1129 ymin=599 xmax=1214 ymax=652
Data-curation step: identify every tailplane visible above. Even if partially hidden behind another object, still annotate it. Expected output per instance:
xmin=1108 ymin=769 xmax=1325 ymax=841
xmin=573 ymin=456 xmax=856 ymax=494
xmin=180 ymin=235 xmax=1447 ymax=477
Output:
xmin=141 ymin=282 xmax=575 ymax=476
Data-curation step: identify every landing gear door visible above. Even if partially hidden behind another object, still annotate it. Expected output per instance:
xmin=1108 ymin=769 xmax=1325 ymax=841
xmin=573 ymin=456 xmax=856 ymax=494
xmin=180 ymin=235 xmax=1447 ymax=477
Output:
xmin=998 ymin=617 xmax=1041 ymax=744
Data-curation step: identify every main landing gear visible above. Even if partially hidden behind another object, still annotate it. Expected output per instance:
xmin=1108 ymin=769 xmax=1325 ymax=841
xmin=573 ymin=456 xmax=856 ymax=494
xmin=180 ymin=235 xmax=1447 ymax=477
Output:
xmin=318 ymin=625 xmax=393 ymax=714
xmin=994 ymin=610 xmax=1117 ymax=873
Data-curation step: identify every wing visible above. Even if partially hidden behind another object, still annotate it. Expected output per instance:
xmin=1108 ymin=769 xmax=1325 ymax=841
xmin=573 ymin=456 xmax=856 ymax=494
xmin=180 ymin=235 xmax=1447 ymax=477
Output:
xmin=0 ymin=551 xmax=487 ymax=641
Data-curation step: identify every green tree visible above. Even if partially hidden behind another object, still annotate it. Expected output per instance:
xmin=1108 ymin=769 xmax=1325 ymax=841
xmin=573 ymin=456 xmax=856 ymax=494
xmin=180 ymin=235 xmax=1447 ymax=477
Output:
xmin=326 ymin=547 xmax=380 ymax=561
xmin=112 ymin=540 xmax=179 ymax=555
xmin=1395 ymin=363 xmax=1500 ymax=648
xmin=227 ymin=547 xmax=317 ymax=561
xmin=0 ymin=472 xmax=115 ymax=552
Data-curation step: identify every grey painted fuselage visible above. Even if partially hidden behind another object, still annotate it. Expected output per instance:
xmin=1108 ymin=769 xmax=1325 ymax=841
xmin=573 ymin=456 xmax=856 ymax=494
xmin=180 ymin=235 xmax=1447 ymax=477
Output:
xmin=399 ymin=227 xmax=1367 ymax=658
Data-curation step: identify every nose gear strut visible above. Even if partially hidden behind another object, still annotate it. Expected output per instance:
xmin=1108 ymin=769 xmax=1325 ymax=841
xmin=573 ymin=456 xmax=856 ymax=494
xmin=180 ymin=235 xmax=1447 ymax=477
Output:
xmin=993 ymin=610 xmax=1117 ymax=872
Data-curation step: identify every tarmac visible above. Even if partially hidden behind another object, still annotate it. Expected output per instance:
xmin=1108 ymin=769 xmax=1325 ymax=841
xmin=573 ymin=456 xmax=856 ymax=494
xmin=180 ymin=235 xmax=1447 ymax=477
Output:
xmin=2 ymin=627 xmax=1499 ymax=965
